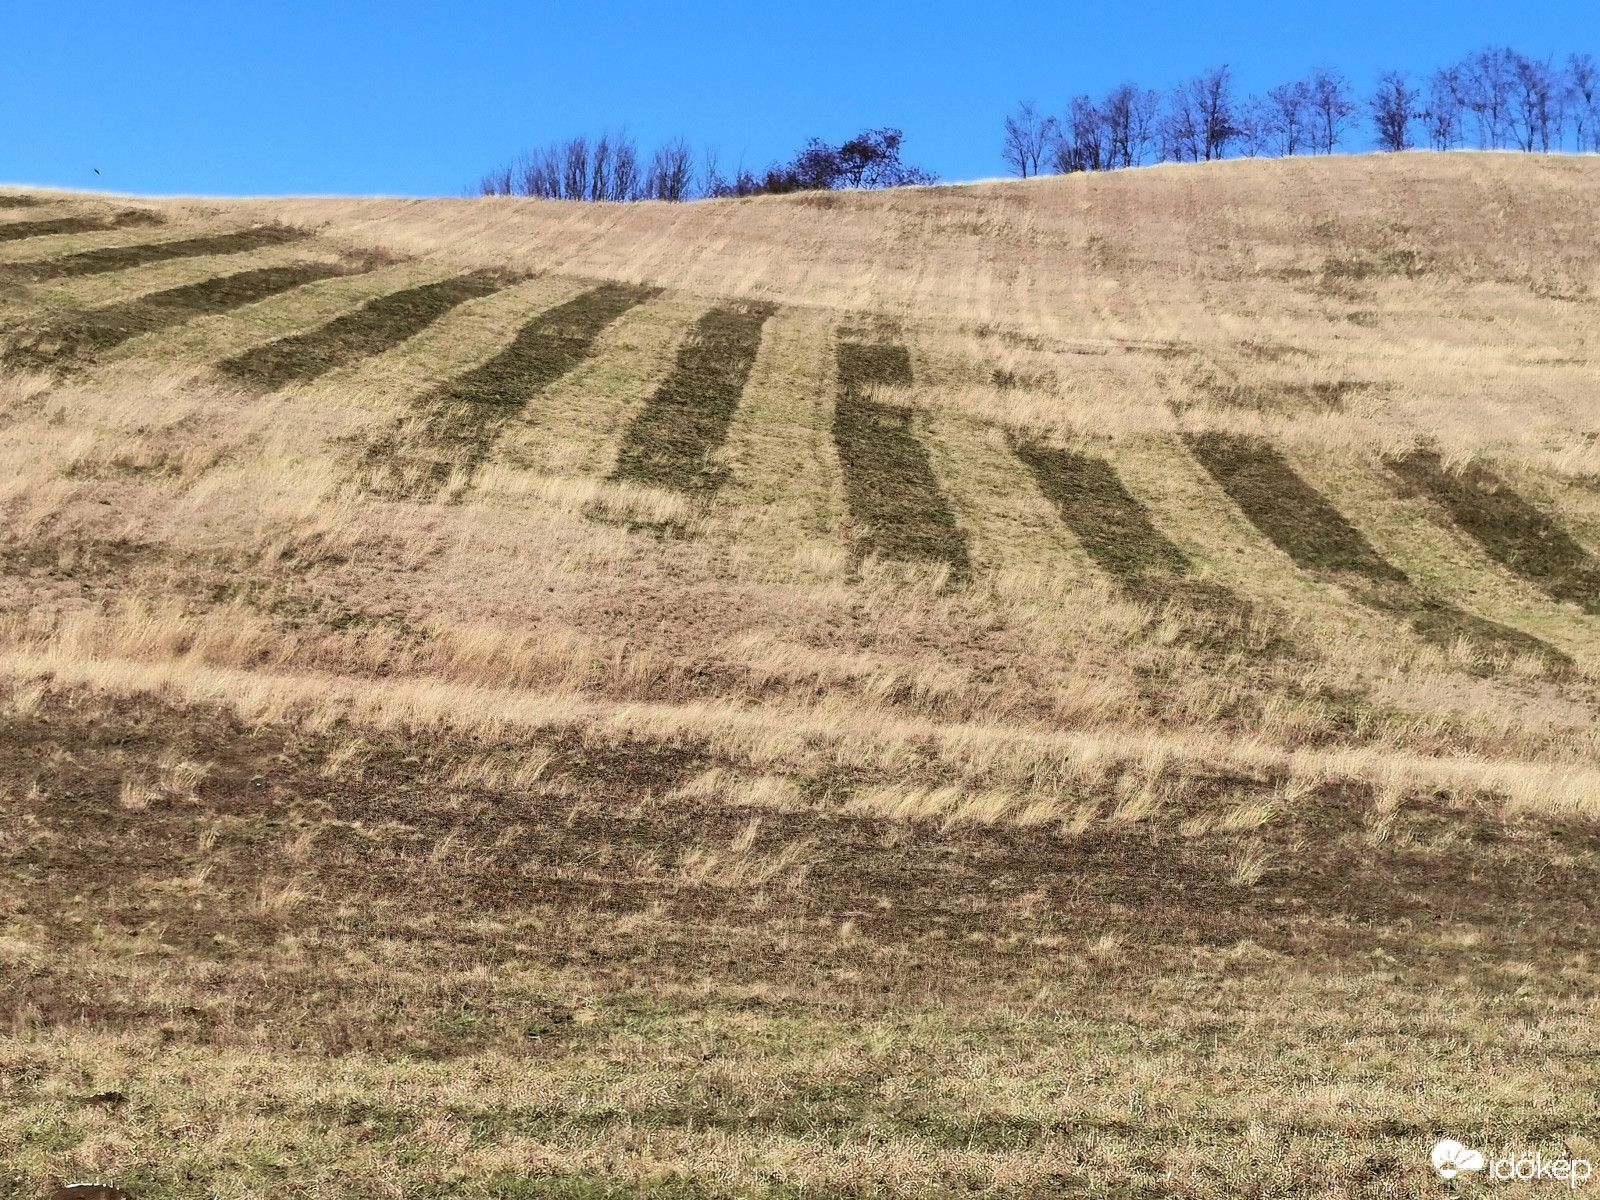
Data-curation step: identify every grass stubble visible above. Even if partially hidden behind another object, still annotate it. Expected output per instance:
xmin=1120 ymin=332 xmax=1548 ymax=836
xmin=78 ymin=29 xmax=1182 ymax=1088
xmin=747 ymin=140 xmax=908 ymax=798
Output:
xmin=1 ymin=159 xmax=1599 ymax=1199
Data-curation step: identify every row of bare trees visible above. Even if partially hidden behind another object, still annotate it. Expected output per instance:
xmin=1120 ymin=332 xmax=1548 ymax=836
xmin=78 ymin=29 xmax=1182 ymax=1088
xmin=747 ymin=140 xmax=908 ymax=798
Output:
xmin=1004 ymin=47 xmax=1600 ymax=175
xmin=478 ymin=128 xmax=935 ymax=202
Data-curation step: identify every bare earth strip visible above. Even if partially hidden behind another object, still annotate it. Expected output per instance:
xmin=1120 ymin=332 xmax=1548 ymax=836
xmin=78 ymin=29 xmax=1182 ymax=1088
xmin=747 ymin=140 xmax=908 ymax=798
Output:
xmin=0 ymin=209 xmax=162 ymax=243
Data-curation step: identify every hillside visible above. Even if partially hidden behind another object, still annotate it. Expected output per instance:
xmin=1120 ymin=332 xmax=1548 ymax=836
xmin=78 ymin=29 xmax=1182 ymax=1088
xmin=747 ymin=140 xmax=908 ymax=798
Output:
xmin=1 ymin=153 xmax=1598 ymax=1198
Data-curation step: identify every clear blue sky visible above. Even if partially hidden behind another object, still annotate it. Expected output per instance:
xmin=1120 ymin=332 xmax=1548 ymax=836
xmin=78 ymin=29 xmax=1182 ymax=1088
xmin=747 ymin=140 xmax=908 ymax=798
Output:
xmin=3 ymin=0 xmax=1596 ymax=196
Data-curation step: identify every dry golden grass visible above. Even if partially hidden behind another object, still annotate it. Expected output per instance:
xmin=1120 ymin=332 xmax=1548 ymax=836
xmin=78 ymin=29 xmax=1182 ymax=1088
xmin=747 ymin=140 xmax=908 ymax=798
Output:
xmin=2 ymin=156 xmax=1599 ymax=1198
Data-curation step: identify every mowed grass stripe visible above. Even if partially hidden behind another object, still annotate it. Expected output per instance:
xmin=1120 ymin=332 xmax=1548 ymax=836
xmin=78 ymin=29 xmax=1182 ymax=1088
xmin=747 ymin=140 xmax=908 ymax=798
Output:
xmin=1388 ymin=450 xmax=1600 ymax=614
xmin=0 ymin=209 xmax=162 ymax=243
xmin=833 ymin=342 xmax=971 ymax=579
xmin=362 ymin=282 xmax=657 ymax=499
xmin=219 ymin=270 xmax=512 ymax=391
xmin=0 ymin=225 xmax=306 ymax=284
xmin=611 ymin=300 xmax=777 ymax=493
xmin=1015 ymin=440 xmax=1264 ymax=650
xmin=2 ymin=261 xmax=362 ymax=371
xmin=1186 ymin=431 xmax=1567 ymax=667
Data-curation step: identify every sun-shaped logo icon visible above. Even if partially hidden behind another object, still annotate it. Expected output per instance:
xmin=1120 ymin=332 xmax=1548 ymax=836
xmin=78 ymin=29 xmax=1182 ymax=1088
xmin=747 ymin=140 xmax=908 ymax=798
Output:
xmin=1431 ymin=1139 xmax=1486 ymax=1179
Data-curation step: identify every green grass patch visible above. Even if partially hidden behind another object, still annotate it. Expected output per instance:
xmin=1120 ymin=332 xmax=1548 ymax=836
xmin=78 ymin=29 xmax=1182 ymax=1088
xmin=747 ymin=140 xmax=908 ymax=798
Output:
xmin=1387 ymin=450 xmax=1600 ymax=614
xmin=611 ymin=300 xmax=776 ymax=493
xmin=832 ymin=342 xmax=970 ymax=579
xmin=219 ymin=269 xmax=512 ymax=391
xmin=2 ymin=261 xmax=360 ymax=371
xmin=0 ymin=208 xmax=161 ymax=243
xmin=0 ymin=224 xmax=306 ymax=283
xmin=361 ymin=283 xmax=657 ymax=499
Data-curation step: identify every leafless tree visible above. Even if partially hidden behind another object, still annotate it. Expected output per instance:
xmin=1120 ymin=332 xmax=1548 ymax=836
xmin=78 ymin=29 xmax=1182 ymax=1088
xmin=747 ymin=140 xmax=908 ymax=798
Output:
xmin=1236 ymin=95 xmax=1277 ymax=157
xmin=1509 ymin=54 xmax=1560 ymax=150
xmin=1002 ymin=102 xmax=1057 ymax=177
xmin=645 ymin=139 xmax=695 ymax=201
xmin=1422 ymin=67 xmax=1465 ymax=149
xmin=1266 ymin=80 xmax=1312 ymax=154
xmin=1370 ymin=72 xmax=1418 ymax=151
xmin=1161 ymin=85 xmax=1203 ymax=162
xmin=1570 ymin=53 xmax=1599 ymax=151
xmin=1460 ymin=47 xmax=1517 ymax=148
xmin=1190 ymin=66 xmax=1238 ymax=160
xmin=1054 ymin=96 xmax=1108 ymax=171
xmin=1307 ymin=68 xmax=1357 ymax=153
xmin=1128 ymin=88 xmax=1163 ymax=165
xmin=478 ymin=167 xmax=513 ymax=196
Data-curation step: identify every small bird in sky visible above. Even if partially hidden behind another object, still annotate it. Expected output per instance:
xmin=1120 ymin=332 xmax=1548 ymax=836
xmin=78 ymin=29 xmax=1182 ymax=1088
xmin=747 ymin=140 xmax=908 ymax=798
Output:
xmin=93 ymin=168 xmax=100 ymax=175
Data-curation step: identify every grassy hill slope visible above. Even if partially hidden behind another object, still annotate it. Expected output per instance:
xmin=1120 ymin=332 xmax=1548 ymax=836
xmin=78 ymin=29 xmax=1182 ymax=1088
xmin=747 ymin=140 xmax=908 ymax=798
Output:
xmin=1 ymin=154 xmax=1597 ymax=1198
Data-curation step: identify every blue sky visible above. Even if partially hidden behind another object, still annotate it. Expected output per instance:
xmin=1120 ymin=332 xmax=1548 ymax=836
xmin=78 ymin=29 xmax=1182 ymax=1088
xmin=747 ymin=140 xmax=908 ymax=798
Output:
xmin=3 ymin=0 xmax=1597 ymax=196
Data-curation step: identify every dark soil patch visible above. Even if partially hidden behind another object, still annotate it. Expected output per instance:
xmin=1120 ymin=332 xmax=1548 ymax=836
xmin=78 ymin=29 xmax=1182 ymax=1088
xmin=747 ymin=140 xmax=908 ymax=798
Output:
xmin=610 ymin=299 xmax=776 ymax=493
xmin=1387 ymin=450 xmax=1600 ymax=613
xmin=832 ymin=342 xmax=970 ymax=580
xmin=218 ymin=269 xmax=514 ymax=391
xmin=1186 ymin=432 xmax=1569 ymax=668
xmin=0 ymin=209 xmax=162 ymax=243
xmin=0 ymin=194 xmax=44 ymax=208
xmin=1 ymin=685 xmax=1597 ymax=1055
xmin=0 ymin=224 xmax=306 ymax=283
xmin=360 ymin=282 xmax=657 ymax=499
xmin=2 ymin=261 xmax=361 ymax=371
xmin=1013 ymin=441 xmax=1269 ymax=653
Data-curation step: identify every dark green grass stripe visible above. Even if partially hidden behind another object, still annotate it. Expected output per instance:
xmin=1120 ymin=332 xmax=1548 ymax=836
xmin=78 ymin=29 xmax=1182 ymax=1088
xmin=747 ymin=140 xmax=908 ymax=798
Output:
xmin=1185 ymin=432 xmax=1406 ymax=581
xmin=0 ymin=209 xmax=162 ymax=243
xmin=832 ymin=342 xmax=971 ymax=579
xmin=0 ymin=225 xmax=306 ymax=284
xmin=1185 ymin=431 xmax=1568 ymax=668
xmin=1387 ymin=450 xmax=1600 ymax=614
xmin=363 ymin=282 xmax=658 ymax=499
xmin=219 ymin=270 xmax=512 ymax=390
xmin=2 ymin=261 xmax=360 ymax=371
xmin=1013 ymin=443 xmax=1190 ymax=577
xmin=611 ymin=300 xmax=777 ymax=493
xmin=1013 ymin=440 xmax=1276 ymax=654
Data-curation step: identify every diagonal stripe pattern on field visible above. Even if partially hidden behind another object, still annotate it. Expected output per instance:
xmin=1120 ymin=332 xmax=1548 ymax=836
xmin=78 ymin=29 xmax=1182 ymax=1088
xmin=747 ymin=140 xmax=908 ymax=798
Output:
xmin=611 ymin=299 xmax=777 ymax=494
xmin=0 ymin=209 xmax=162 ymax=243
xmin=1186 ymin=431 xmax=1568 ymax=669
xmin=0 ymin=225 xmax=307 ymax=284
xmin=218 ymin=269 xmax=514 ymax=391
xmin=832 ymin=341 xmax=971 ymax=580
xmin=2 ymin=261 xmax=364 ymax=371
xmin=1013 ymin=441 xmax=1263 ymax=651
xmin=360 ymin=282 xmax=658 ymax=500
xmin=1387 ymin=450 xmax=1600 ymax=615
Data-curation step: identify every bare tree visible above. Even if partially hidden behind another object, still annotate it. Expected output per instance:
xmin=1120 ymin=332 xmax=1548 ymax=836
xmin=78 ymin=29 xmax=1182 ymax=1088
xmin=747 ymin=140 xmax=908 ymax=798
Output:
xmin=1161 ymin=85 xmax=1203 ymax=162
xmin=645 ymin=139 xmax=695 ymax=200
xmin=1187 ymin=66 xmax=1238 ymax=160
xmin=1370 ymin=72 xmax=1418 ymax=151
xmin=1422 ymin=66 xmax=1465 ymax=149
xmin=1307 ymin=68 xmax=1357 ymax=153
xmin=1128 ymin=88 xmax=1163 ymax=165
xmin=1570 ymin=53 xmax=1600 ymax=151
xmin=1509 ymin=54 xmax=1561 ymax=150
xmin=1266 ymin=80 xmax=1312 ymax=154
xmin=1236 ymin=95 xmax=1277 ymax=157
xmin=1055 ymin=96 xmax=1108 ymax=171
xmin=1460 ymin=47 xmax=1518 ymax=148
xmin=1002 ymin=102 xmax=1056 ymax=177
